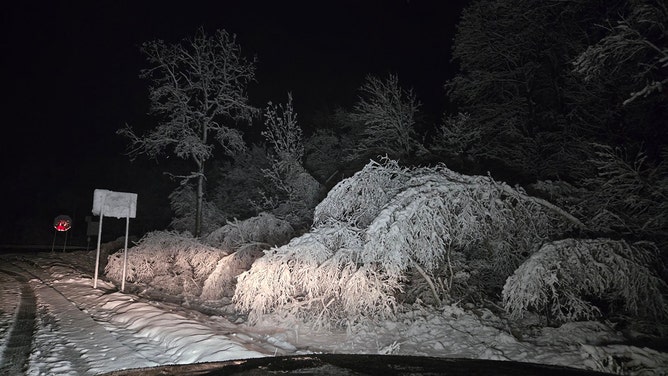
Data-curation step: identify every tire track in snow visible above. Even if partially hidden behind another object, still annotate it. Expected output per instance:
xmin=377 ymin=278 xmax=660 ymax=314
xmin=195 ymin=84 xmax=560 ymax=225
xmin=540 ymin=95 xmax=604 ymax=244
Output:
xmin=6 ymin=260 xmax=161 ymax=374
xmin=0 ymin=268 xmax=36 ymax=375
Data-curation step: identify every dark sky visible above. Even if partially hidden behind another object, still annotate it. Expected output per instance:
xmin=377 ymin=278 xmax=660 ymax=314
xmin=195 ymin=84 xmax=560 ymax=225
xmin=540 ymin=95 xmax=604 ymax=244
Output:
xmin=1 ymin=1 xmax=468 ymax=244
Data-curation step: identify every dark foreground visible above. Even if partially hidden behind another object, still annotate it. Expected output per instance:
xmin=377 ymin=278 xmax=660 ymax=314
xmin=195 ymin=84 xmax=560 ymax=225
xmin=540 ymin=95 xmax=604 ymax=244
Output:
xmin=100 ymin=354 xmax=614 ymax=375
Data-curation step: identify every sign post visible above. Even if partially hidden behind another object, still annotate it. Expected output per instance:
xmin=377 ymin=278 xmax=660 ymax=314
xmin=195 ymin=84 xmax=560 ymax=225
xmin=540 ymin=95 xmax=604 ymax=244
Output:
xmin=91 ymin=189 xmax=137 ymax=291
xmin=51 ymin=215 xmax=72 ymax=253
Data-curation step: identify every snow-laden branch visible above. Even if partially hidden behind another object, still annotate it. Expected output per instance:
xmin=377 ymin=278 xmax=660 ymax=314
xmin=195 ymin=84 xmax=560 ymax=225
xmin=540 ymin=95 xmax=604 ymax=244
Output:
xmin=234 ymin=158 xmax=577 ymax=325
xmin=503 ymin=238 xmax=668 ymax=323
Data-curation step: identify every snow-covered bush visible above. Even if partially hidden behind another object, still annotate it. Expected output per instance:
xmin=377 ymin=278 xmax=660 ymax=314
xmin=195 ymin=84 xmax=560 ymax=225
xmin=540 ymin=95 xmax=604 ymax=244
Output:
xmin=234 ymin=225 xmax=399 ymax=326
xmin=199 ymin=213 xmax=295 ymax=300
xmin=205 ymin=212 xmax=294 ymax=251
xmin=313 ymin=158 xmax=410 ymax=228
xmin=234 ymin=159 xmax=576 ymax=325
xmin=200 ymin=246 xmax=266 ymax=300
xmin=503 ymin=238 xmax=668 ymax=323
xmin=105 ymin=231 xmax=226 ymax=297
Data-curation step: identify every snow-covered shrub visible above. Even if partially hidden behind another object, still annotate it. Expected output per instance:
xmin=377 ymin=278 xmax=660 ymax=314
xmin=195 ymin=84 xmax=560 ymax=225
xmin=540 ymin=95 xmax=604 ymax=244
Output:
xmin=199 ymin=213 xmax=295 ymax=300
xmin=105 ymin=231 xmax=226 ymax=297
xmin=234 ymin=225 xmax=399 ymax=326
xmin=503 ymin=238 xmax=668 ymax=323
xmin=200 ymin=246 xmax=264 ymax=300
xmin=313 ymin=158 xmax=410 ymax=228
xmin=581 ymin=343 xmax=668 ymax=376
xmin=234 ymin=159 xmax=576 ymax=325
xmin=205 ymin=212 xmax=294 ymax=251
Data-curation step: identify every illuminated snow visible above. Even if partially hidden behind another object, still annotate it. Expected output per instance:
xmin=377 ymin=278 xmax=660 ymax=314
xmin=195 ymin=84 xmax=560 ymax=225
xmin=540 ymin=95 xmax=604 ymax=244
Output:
xmin=0 ymin=251 xmax=667 ymax=375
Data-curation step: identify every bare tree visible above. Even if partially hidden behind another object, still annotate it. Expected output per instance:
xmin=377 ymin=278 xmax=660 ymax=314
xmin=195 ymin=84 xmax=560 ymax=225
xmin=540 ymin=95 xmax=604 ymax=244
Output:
xmin=118 ymin=28 xmax=257 ymax=236
xmin=349 ymin=74 xmax=422 ymax=162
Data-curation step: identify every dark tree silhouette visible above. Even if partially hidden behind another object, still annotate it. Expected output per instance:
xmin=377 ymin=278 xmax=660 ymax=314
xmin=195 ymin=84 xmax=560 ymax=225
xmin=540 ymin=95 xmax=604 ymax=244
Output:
xmin=445 ymin=0 xmax=667 ymax=181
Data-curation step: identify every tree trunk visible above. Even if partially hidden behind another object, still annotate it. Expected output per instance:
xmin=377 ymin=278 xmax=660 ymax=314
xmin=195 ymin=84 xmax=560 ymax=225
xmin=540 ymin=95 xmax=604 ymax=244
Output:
xmin=195 ymin=165 xmax=204 ymax=237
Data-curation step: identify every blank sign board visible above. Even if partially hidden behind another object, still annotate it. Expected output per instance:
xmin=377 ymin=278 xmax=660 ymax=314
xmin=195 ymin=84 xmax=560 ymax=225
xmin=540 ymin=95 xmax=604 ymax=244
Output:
xmin=92 ymin=189 xmax=137 ymax=218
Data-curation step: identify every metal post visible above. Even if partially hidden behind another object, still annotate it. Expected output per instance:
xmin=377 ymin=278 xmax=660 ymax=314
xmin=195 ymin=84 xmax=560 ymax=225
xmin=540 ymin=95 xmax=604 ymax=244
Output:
xmin=51 ymin=229 xmax=57 ymax=253
xmin=93 ymin=196 xmax=106 ymax=289
xmin=121 ymin=209 xmax=130 ymax=292
xmin=62 ymin=230 xmax=68 ymax=252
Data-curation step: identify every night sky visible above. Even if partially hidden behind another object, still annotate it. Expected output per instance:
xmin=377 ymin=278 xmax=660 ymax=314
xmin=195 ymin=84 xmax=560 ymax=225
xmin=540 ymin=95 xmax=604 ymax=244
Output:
xmin=1 ymin=1 xmax=468 ymax=244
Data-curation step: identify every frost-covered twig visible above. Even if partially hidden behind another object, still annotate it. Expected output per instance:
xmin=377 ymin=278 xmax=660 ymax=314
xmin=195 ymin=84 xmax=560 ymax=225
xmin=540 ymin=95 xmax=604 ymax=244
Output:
xmin=498 ymin=184 xmax=585 ymax=229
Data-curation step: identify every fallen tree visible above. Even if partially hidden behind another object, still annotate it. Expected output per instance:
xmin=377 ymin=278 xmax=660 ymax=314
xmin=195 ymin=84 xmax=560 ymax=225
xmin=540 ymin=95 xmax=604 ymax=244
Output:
xmin=233 ymin=158 xmax=576 ymax=326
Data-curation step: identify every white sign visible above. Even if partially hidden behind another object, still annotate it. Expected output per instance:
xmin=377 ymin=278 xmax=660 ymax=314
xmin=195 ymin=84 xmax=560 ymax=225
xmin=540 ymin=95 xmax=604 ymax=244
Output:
xmin=92 ymin=189 xmax=137 ymax=218
xmin=92 ymin=189 xmax=138 ymax=292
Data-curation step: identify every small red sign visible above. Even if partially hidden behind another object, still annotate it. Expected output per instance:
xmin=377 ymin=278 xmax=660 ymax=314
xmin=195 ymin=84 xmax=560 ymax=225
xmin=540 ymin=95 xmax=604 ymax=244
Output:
xmin=54 ymin=215 xmax=72 ymax=232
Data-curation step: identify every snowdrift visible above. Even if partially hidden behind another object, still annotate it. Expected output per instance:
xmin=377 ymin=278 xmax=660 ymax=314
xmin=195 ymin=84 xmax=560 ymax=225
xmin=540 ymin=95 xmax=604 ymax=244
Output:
xmin=234 ymin=159 xmax=577 ymax=325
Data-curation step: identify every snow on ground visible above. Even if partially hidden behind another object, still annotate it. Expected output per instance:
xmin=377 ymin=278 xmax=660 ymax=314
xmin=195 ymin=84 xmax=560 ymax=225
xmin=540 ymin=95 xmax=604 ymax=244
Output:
xmin=1 ymin=251 xmax=667 ymax=375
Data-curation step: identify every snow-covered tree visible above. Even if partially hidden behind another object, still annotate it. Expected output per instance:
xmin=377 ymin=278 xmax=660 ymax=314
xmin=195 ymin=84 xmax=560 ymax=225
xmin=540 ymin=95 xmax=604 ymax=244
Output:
xmin=303 ymin=108 xmax=359 ymax=186
xmin=532 ymin=144 xmax=668 ymax=252
xmin=584 ymin=144 xmax=668 ymax=241
xmin=259 ymin=94 xmax=322 ymax=229
xmin=117 ymin=28 xmax=257 ymax=236
xmin=262 ymin=93 xmax=303 ymax=165
xmin=446 ymin=0 xmax=575 ymax=178
xmin=430 ymin=112 xmax=478 ymax=160
xmin=572 ymin=0 xmax=668 ymax=106
xmin=503 ymin=238 xmax=668 ymax=324
xmin=233 ymin=159 xmax=577 ymax=326
xmin=304 ymin=128 xmax=349 ymax=184
xmin=348 ymin=74 xmax=423 ymax=162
